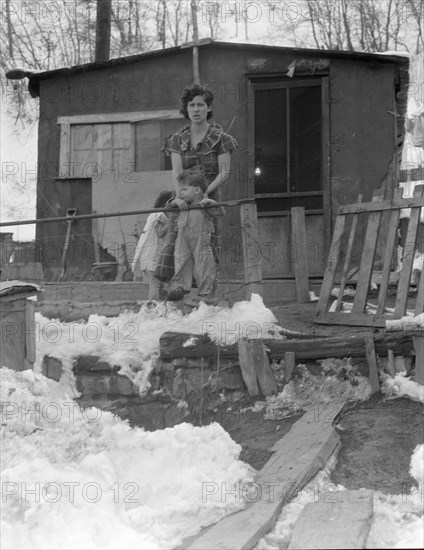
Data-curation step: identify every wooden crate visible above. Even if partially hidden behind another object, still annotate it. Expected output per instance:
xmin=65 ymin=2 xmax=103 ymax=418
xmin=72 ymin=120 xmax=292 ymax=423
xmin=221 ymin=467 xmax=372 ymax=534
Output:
xmin=0 ymin=282 xmax=39 ymax=371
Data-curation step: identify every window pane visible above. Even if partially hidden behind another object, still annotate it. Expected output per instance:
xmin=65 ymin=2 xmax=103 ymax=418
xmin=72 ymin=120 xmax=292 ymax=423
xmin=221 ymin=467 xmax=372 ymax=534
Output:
xmin=163 ymin=119 xmax=186 ymax=170
xmin=113 ymin=123 xmax=131 ymax=149
xmin=93 ymin=124 xmax=112 ymax=150
xmin=289 ymin=87 xmax=322 ymax=192
xmin=72 ymin=125 xmax=92 ymax=150
xmin=254 ymin=88 xmax=287 ymax=194
xmin=135 ymin=122 xmax=161 ymax=171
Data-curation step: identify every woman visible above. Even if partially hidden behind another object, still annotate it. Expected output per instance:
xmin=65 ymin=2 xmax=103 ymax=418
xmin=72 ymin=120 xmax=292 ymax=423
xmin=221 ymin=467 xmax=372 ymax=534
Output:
xmin=162 ymin=83 xmax=238 ymax=201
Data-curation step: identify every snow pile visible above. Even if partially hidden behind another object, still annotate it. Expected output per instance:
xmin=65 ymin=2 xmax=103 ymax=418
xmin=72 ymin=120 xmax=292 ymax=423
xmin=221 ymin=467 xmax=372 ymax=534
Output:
xmin=410 ymin=444 xmax=424 ymax=485
xmin=35 ymin=294 xmax=282 ymax=396
xmin=381 ymin=372 xmax=424 ymax=402
xmin=1 ymin=367 xmax=254 ymax=550
xmin=252 ymin=359 xmax=371 ymax=419
xmin=386 ymin=312 xmax=424 ymax=330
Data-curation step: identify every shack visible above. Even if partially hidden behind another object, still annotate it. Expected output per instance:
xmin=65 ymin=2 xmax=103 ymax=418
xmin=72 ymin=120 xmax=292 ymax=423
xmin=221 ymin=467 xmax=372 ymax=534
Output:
xmin=26 ymin=41 xmax=409 ymax=301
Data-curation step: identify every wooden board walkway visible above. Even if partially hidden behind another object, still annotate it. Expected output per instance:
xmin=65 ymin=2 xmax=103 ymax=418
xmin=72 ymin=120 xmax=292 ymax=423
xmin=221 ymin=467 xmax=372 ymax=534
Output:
xmin=288 ymin=490 xmax=374 ymax=549
xmin=183 ymin=406 xmax=342 ymax=550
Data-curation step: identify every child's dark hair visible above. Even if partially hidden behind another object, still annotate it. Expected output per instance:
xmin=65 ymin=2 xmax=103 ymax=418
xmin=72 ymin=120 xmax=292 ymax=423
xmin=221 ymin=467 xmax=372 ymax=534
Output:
xmin=178 ymin=168 xmax=208 ymax=193
xmin=154 ymin=190 xmax=174 ymax=208
xmin=179 ymin=84 xmax=214 ymax=120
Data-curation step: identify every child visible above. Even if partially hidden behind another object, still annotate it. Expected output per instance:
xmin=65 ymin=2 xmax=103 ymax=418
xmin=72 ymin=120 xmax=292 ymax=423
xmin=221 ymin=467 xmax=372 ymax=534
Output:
xmin=167 ymin=169 xmax=224 ymax=303
xmin=131 ymin=190 xmax=174 ymax=300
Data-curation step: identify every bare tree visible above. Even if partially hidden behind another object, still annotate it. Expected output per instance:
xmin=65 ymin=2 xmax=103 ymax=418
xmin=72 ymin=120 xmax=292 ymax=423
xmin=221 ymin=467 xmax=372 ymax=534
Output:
xmin=299 ymin=0 xmax=421 ymax=54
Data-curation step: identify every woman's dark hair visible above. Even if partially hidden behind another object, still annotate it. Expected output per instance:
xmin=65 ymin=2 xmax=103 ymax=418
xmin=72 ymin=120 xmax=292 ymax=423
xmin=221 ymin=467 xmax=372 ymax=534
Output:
xmin=179 ymin=84 xmax=214 ymax=120
xmin=154 ymin=190 xmax=174 ymax=208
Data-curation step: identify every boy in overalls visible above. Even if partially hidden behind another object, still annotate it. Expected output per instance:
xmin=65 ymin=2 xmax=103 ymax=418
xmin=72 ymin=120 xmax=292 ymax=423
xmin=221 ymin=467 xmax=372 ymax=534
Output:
xmin=167 ymin=168 xmax=224 ymax=304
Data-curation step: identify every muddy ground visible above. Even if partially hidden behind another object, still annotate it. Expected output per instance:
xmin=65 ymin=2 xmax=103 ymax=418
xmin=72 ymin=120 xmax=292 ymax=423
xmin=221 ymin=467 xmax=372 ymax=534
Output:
xmin=203 ymin=392 xmax=423 ymax=496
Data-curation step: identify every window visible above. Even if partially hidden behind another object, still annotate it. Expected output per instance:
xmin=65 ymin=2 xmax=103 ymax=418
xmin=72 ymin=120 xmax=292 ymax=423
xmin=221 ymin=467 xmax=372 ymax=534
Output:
xmin=70 ymin=122 xmax=132 ymax=178
xmin=58 ymin=111 xmax=183 ymax=178
xmin=134 ymin=118 xmax=183 ymax=172
xmin=253 ymin=80 xmax=323 ymax=212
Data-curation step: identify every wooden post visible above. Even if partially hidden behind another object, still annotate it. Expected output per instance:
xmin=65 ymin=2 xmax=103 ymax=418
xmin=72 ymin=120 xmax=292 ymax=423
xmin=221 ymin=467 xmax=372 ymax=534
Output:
xmin=291 ymin=207 xmax=310 ymax=302
xmin=240 ymin=203 xmax=262 ymax=299
xmin=387 ymin=349 xmax=396 ymax=377
xmin=413 ymin=337 xmax=424 ymax=385
xmin=251 ymin=340 xmax=278 ymax=396
xmin=415 ymin=266 xmax=423 ymax=316
xmin=237 ymin=338 xmax=260 ymax=396
xmin=285 ymin=351 xmax=296 ymax=382
xmin=25 ymin=299 xmax=36 ymax=369
xmin=364 ymin=335 xmax=380 ymax=393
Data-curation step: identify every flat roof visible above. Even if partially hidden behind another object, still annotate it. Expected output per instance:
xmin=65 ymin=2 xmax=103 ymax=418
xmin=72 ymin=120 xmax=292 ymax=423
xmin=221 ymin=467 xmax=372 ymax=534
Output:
xmin=25 ymin=40 xmax=409 ymax=96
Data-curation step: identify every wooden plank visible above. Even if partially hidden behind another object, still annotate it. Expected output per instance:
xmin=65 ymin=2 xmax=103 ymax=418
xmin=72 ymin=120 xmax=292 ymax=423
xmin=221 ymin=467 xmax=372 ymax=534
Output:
xmin=364 ymin=335 xmax=380 ymax=393
xmin=58 ymin=122 xmax=71 ymax=177
xmin=184 ymin=407 xmax=342 ymax=550
xmin=291 ymin=207 xmax=310 ymax=303
xmin=335 ymin=195 xmax=363 ymax=312
xmin=315 ymin=214 xmax=346 ymax=319
xmin=339 ymin=196 xmax=424 ymax=215
xmin=25 ymin=299 xmax=36 ymax=366
xmin=315 ymin=311 xmax=387 ymax=328
xmin=237 ymin=338 xmax=260 ymax=396
xmin=376 ymin=188 xmax=403 ymax=316
xmin=285 ymin=351 xmax=296 ymax=382
xmin=394 ymin=185 xmax=424 ymax=317
xmin=415 ymin=267 xmax=424 ymax=316
xmin=240 ymin=203 xmax=262 ymax=299
xmin=413 ymin=337 xmax=424 ymax=385
xmin=245 ymin=339 xmax=278 ymax=396
xmin=57 ymin=109 xmax=183 ymax=125
xmin=288 ymin=490 xmax=374 ymax=550
xmin=352 ymin=190 xmax=384 ymax=315
xmin=387 ymin=349 xmax=396 ymax=377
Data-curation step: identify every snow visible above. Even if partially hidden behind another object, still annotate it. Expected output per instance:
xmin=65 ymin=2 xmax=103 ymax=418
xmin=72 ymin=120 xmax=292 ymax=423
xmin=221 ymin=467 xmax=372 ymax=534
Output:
xmin=250 ymin=359 xmax=372 ymax=420
xmin=410 ymin=444 xmax=424 ymax=485
xmin=385 ymin=312 xmax=424 ymax=331
xmin=376 ymin=50 xmax=411 ymax=58
xmin=1 ymin=367 xmax=254 ymax=550
xmin=34 ymin=294 xmax=283 ymax=396
xmin=381 ymin=372 xmax=424 ymax=402
xmin=2 ymin=295 xmax=423 ymax=549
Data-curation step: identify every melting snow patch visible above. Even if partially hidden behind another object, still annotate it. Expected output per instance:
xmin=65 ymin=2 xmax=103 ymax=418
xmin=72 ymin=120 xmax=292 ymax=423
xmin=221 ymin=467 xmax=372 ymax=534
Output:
xmin=381 ymin=372 xmax=424 ymax=403
xmin=33 ymin=294 xmax=282 ymax=396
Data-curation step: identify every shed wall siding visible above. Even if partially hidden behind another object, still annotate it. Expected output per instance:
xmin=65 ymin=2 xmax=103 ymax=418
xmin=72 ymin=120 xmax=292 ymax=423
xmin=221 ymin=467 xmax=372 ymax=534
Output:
xmin=35 ymin=47 xmax=400 ymax=281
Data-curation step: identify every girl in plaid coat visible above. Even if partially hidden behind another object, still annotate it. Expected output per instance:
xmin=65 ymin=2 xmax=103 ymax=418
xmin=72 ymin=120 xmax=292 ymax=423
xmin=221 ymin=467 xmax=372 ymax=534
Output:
xmin=131 ymin=190 xmax=173 ymax=300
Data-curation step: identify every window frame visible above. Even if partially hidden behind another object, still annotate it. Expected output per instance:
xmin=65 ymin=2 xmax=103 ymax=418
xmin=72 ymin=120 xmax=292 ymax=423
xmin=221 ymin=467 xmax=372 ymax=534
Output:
xmin=247 ymin=77 xmax=329 ymax=215
xmin=57 ymin=110 xmax=183 ymax=178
